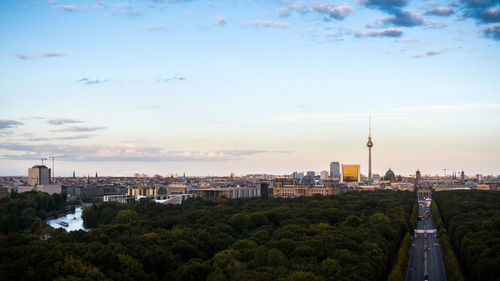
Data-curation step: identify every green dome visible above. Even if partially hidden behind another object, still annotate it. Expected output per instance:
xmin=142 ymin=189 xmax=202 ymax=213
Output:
xmin=384 ymin=169 xmax=396 ymax=181
xmin=385 ymin=169 xmax=395 ymax=177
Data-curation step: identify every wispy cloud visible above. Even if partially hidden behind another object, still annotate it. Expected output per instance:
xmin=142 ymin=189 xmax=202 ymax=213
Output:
xmin=259 ymin=103 xmax=500 ymax=124
xmin=425 ymin=7 xmax=454 ymax=16
xmin=76 ymin=78 xmax=109 ymax=85
xmin=411 ymin=48 xmax=449 ymax=58
xmin=0 ymin=143 xmax=289 ymax=162
xmin=312 ymin=3 xmax=353 ymax=20
xmin=360 ymin=0 xmax=410 ymax=14
xmin=50 ymin=126 xmax=106 ymax=132
xmin=107 ymin=3 xmax=143 ymax=17
xmin=141 ymin=25 xmax=166 ymax=31
xmin=0 ymin=120 xmax=24 ymax=130
xmin=47 ymin=118 xmax=83 ymax=125
xmin=215 ymin=16 xmax=227 ymax=26
xmin=55 ymin=134 xmax=96 ymax=140
xmin=356 ymin=28 xmax=403 ymax=38
xmin=156 ymin=74 xmax=186 ymax=83
xmin=248 ymin=20 xmax=290 ymax=28
xmin=52 ymin=5 xmax=78 ymax=12
xmin=94 ymin=1 xmax=106 ymax=9
xmin=484 ymin=25 xmax=500 ymax=40
xmin=5 ymin=53 xmax=66 ymax=60
xmin=382 ymin=10 xmax=425 ymax=27
xmin=276 ymin=7 xmax=291 ymax=18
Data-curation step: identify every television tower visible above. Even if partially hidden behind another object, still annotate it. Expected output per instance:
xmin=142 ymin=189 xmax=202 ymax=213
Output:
xmin=367 ymin=116 xmax=373 ymax=179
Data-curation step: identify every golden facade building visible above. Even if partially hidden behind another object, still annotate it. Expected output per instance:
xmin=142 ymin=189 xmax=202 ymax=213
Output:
xmin=342 ymin=164 xmax=360 ymax=182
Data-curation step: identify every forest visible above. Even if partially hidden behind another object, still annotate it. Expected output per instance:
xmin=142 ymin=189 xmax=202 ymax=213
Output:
xmin=0 ymin=191 xmax=67 ymax=234
xmin=433 ymin=191 xmax=500 ymax=281
xmin=0 ymin=191 xmax=415 ymax=281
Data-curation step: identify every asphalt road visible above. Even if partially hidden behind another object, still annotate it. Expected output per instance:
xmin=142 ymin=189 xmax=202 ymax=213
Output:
xmin=406 ymin=201 xmax=447 ymax=281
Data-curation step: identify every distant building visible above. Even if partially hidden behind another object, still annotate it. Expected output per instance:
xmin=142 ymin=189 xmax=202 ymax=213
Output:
xmin=0 ymin=187 xmax=11 ymax=199
xmin=416 ymin=170 xmax=421 ymax=184
xmin=342 ymin=164 xmax=360 ymax=182
xmin=16 ymin=185 xmax=35 ymax=193
xmin=188 ymin=186 xmax=260 ymax=199
xmin=166 ymin=184 xmax=188 ymax=195
xmin=28 ymin=165 xmax=51 ymax=186
xmin=104 ymin=195 xmax=136 ymax=204
xmin=306 ymin=171 xmax=315 ymax=178
xmin=384 ymin=168 xmax=396 ymax=182
xmin=320 ymin=170 xmax=329 ymax=180
xmin=273 ymin=178 xmax=340 ymax=198
xmin=128 ymin=186 xmax=156 ymax=197
xmin=330 ymin=162 xmax=340 ymax=181
xmin=37 ymin=184 xmax=62 ymax=195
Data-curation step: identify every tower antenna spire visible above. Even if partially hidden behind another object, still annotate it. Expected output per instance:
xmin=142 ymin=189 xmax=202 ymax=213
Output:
xmin=369 ymin=115 xmax=371 ymax=137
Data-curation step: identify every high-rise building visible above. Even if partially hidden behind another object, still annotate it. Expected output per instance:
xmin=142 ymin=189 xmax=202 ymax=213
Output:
xmin=306 ymin=171 xmax=315 ymax=178
xmin=416 ymin=170 xmax=421 ymax=184
xmin=342 ymin=164 xmax=360 ymax=182
xmin=28 ymin=165 xmax=51 ymax=186
xmin=460 ymin=170 xmax=465 ymax=181
xmin=367 ymin=116 xmax=373 ymax=179
xmin=320 ymin=170 xmax=329 ymax=180
xmin=330 ymin=162 xmax=340 ymax=181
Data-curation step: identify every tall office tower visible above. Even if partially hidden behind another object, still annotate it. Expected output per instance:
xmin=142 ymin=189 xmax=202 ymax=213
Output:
xmin=367 ymin=116 xmax=374 ymax=179
xmin=306 ymin=171 xmax=315 ymax=178
xmin=416 ymin=170 xmax=421 ymax=184
xmin=28 ymin=165 xmax=51 ymax=186
xmin=72 ymin=171 xmax=76 ymax=178
xmin=460 ymin=170 xmax=465 ymax=181
xmin=330 ymin=162 xmax=340 ymax=181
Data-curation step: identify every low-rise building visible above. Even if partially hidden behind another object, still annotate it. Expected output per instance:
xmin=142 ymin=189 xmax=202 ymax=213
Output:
xmin=273 ymin=179 xmax=340 ymax=198
xmin=37 ymin=184 xmax=62 ymax=195
xmin=103 ymin=194 xmax=136 ymax=204
xmin=188 ymin=186 xmax=260 ymax=199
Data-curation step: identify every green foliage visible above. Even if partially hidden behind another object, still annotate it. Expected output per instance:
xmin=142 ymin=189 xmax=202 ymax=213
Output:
xmin=0 ymin=191 xmax=67 ymax=234
xmin=0 ymin=191 xmax=416 ymax=281
xmin=433 ymin=191 xmax=500 ymax=281
xmin=431 ymin=199 xmax=466 ymax=281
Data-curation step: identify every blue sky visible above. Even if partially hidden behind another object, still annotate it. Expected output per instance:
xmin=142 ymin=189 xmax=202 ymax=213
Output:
xmin=0 ymin=0 xmax=499 ymax=177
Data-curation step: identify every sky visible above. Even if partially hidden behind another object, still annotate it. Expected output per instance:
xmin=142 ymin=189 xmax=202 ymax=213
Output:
xmin=0 ymin=0 xmax=499 ymax=177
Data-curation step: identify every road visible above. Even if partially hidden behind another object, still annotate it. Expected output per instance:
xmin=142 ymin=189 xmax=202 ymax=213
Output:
xmin=405 ymin=199 xmax=447 ymax=281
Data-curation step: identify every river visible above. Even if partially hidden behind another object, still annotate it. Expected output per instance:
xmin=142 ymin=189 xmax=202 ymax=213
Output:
xmin=48 ymin=207 xmax=88 ymax=232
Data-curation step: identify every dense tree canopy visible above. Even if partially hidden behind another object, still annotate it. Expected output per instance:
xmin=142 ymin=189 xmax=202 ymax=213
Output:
xmin=0 ymin=191 xmax=415 ymax=281
xmin=0 ymin=191 xmax=67 ymax=234
xmin=433 ymin=191 xmax=500 ymax=281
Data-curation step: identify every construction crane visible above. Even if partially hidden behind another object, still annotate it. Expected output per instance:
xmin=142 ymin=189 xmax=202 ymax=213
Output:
xmin=49 ymin=155 xmax=62 ymax=183
xmin=442 ymin=168 xmax=447 ymax=184
xmin=40 ymin=157 xmax=47 ymax=165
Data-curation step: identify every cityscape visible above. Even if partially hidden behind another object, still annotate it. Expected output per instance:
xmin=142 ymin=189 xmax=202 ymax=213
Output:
xmin=1 ymin=0 xmax=499 ymax=281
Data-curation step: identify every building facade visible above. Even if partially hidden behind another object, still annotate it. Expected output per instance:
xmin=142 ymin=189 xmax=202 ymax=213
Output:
xmin=28 ymin=165 xmax=51 ymax=186
xmin=342 ymin=164 xmax=360 ymax=182
xmin=330 ymin=162 xmax=340 ymax=181
xmin=273 ymin=179 xmax=340 ymax=198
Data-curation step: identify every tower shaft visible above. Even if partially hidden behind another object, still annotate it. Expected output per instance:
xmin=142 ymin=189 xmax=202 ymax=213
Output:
xmin=367 ymin=116 xmax=373 ymax=180
xmin=369 ymin=147 xmax=372 ymax=179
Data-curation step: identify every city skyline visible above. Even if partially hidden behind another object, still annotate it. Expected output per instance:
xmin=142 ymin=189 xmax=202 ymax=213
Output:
xmin=1 ymin=0 xmax=499 ymax=176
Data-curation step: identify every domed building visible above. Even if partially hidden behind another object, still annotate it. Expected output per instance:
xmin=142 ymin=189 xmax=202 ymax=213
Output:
xmin=299 ymin=175 xmax=316 ymax=186
xmin=384 ymin=168 xmax=396 ymax=182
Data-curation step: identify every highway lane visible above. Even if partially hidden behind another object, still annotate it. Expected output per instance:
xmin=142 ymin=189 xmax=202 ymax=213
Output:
xmin=406 ymin=200 xmax=446 ymax=281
